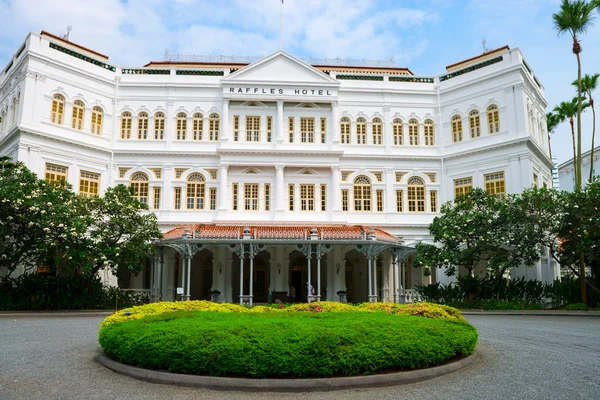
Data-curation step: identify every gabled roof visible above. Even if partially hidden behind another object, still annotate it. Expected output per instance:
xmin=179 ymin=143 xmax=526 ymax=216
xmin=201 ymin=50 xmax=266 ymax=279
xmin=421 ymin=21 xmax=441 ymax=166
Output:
xmin=445 ymin=46 xmax=509 ymax=72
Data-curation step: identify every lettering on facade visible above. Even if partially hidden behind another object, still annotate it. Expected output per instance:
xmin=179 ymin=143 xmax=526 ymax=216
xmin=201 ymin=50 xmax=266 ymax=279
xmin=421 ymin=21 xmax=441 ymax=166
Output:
xmin=228 ymin=87 xmax=333 ymax=96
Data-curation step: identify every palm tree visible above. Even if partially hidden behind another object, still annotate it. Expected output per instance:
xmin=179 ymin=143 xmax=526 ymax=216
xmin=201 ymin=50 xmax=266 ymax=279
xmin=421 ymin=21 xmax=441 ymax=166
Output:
xmin=554 ymin=98 xmax=581 ymax=185
xmin=572 ymin=73 xmax=599 ymax=181
xmin=553 ymin=0 xmax=598 ymax=191
xmin=546 ymin=112 xmax=562 ymax=159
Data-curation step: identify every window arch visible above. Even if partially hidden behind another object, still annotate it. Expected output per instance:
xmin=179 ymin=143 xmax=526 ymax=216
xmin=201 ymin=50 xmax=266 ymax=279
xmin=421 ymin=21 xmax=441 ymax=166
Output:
xmin=353 ymin=175 xmax=371 ymax=212
xmin=372 ymin=118 xmax=383 ymax=145
xmin=138 ymin=112 xmax=149 ymax=139
xmin=209 ymin=113 xmax=220 ymax=141
xmin=340 ymin=117 xmax=351 ymax=144
xmin=176 ymin=112 xmax=187 ymax=140
xmin=186 ymin=173 xmax=206 ymax=209
xmin=154 ymin=112 xmax=165 ymax=140
xmin=120 ymin=112 xmax=132 ymax=139
xmin=193 ymin=113 xmax=203 ymax=141
xmin=424 ymin=119 xmax=434 ymax=146
xmin=91 ymin=107 xmax=103 ymax=135
xmin=0 ymin=109 xmax=5 ymax=134
xmin=408 ymin=119 xmax=419 ymax=146
xmin=51 ymin=94 xmax=65 ymax=125
xmin=393 ymin=118 xmax=403 ymax=145
xmin=11 ymin=94 xmax=19 ymax=126
xmin=451 ymin=115 xmax=463 ymax=143
xmin=487 ymin=105 xmax=500 ymax=134
xmin=469 ymin=110 xmax=481 ymax=139
xmin=71 ymin=100 xmax=85 ymax=130
xmin=130 ymin=172 xmax=149 ymax=204
xmin=407 ymin=176 xmax=425 ymax=212
xmin=356 ymin=117 xmax=366 ymax=144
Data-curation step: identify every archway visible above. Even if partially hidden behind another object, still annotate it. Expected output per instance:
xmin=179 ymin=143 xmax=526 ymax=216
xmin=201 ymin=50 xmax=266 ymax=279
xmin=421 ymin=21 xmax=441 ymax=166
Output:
xmin=288 ymin=250 xmax=328 ymax=302
xmin=190 ymin=248 xmax=213 ymax=300
xmin=231 ymin=250 xmax=271 ymax=303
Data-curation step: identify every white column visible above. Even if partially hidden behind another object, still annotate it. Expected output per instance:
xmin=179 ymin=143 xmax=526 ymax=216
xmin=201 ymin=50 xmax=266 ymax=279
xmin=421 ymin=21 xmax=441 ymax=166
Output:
xmin=368 ymin=257 xmax=372 ymax=298
xmin=166 ymin=99 xmax=174 ymax=147
xmin=276 ymin=100 xmax=284 ymax=142
xmin=239 ymin=254 xmax=244 ymax=305
xmin=383 ymin=105 xmax=391 ymax=152
xmin=331 ymin=100 xmax=339 ymax=143
xmin=275 ymin=165 xmax=285 ymax=211
xmin=163 ymin=166 xmax=173 ymax=210
xmin=307 ymin=254 xmax=312 ymax=303
xmin=331 ymin=166 xmax=340 ymax=212
xmin=317 ymin=255 xmax=321 ymax=301
xmin=221 ymin=99 xmax=230 ymax=140
xmin=249 ymin=254 xmax=254 ymax=306
xmin=219 ymin=164 xmax=228 ymax=211
xmin=385 ymin=169 xmax=395 ymax=213
xmin=373 ymin=257 xmax=378 ymax=301
xmin=185 ymin=255 xmax=191 ymax=301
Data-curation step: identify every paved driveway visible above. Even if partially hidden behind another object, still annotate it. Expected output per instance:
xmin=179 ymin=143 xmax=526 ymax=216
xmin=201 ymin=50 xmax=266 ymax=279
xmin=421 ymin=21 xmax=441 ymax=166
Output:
xmin=0 ymin=315 xmax=599 ymax=400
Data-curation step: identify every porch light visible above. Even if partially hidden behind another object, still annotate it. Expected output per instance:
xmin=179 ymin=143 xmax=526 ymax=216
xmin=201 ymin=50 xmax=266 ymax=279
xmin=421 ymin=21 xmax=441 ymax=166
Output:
xmin=336 ymin=262 xmax=341 ymax=274
xmin=217 ymin=262 xmax=222 ymax=274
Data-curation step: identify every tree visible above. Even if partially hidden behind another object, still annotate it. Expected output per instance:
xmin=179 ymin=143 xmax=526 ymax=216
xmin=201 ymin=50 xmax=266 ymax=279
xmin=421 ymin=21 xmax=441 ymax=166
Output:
xmin=553 ymin=0 xmax=598 ymax=191
xmin=546 ymin=112 xmax=562 ymax=160
xmin=573 ymin=73 xmax=599 ymax=181
xmin=554 ymin=97 xmax=589 ymax=187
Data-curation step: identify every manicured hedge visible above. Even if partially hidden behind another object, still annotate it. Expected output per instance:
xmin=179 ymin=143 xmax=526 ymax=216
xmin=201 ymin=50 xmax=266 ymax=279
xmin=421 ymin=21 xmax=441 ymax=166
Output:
xmin=98 ymin=311 xmax=478 ymax=378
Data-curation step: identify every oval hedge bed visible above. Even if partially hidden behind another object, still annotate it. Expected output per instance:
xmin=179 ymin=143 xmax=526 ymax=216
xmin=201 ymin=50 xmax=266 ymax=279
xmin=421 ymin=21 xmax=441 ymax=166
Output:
xmin=99 ymin=305 xmax=478 ymax=378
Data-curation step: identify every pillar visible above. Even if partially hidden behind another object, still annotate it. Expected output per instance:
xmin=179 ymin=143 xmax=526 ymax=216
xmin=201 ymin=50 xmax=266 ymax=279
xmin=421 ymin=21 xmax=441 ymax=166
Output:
xmin=307 ymin=253 xmax=312 ymax=303
xmin=331 ymin=166 xmax=340 ymax=212
xmin=185 ymin=255 xmax=192 ymax=301
xmin=331 ymin=100 xmax=339 ymax=143
xmin=275 ymin=165 xmax=285 ymax=212
xmin=277 ymin=100 xmax=284 ymax=142
xmin=249 ymin=253 xmax=254 ymax=306
xmin=368 ymin=257 xmax=373 ymax=300
xmin=373 ymin=257 xmax=378 ymax=301
xmin=239 ymin=254 xmax=245 ymax=305
xmin=317 ymin=254 xmax=322 ymax=302
xmin=222 ymin=99 xmax=230 ymax=140
xmin=218 ymin=164 xmax=228 ymax=211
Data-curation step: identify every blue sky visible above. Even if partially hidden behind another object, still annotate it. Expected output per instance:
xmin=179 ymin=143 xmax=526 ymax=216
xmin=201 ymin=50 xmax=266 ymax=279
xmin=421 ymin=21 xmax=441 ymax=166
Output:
xmin=1 ymin=0 xmax=599 ymax=164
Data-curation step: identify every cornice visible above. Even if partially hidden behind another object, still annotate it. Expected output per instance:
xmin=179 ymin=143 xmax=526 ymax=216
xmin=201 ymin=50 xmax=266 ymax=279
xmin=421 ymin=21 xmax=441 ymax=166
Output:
xmin=28 ymin=53 xmax=115 ymax=86
xmin=217 ymin=148 xmax=344 ymax=157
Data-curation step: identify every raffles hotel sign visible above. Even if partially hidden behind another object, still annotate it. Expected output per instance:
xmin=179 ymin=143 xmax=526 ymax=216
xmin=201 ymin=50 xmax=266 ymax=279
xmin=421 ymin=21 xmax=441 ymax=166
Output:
xmin=224 ymin=86 xmax=337 ymax=97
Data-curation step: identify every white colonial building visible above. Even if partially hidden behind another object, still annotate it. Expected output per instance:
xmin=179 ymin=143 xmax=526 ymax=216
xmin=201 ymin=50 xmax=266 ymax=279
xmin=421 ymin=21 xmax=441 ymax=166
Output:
xmin=0 ymin=31 xmax=556 ymax=304
xmin=558 ymin=146 xmax=599 ymax=191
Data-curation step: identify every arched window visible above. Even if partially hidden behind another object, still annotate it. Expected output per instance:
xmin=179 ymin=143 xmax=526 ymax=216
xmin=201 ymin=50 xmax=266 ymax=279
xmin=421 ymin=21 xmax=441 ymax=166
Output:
xmin=138 ymin=112 xmax=149 ymax=139
xmin=408 ymin=119 xmax=419 ymax=146
xmin=176 ymin=112 xmax=187 ymax=140
xmin=209 ymin=113 xmax=220 ymax=141
xmin=154 ymin=112 xmax=165 ymax=140
xmin=356 ymin=118 xmax=366 ymax=145
xmin=11 ymin=94 xmax=19 ymax=126
xmin=407 ymin=176 xmax=425 ymax=212
xmin=469 ymin=110 xmax=481 ymax=139
xmin=51 ymin=94 xmax=65 ymax=125
xmin=130 ymin=172 xmax=149 ymax=204
xmin=451 ymin=115 xmax=463 ymax=143
xmin=424 ymin=119 xmax=434 ymax=146
xmin=120 ymin=112 xmax=132 ymax=139
xmin=393 ymin=118 xmax=403 ymax=145
xmin=487 ymin=105 xmax=500 ymax=134
xmin=193 ymin=113 xmax=203 ymax=141
xmin=91 ymin=107 xmax=103 ymax=135
xmin=340 ymin=117 xmax=351 ymax=144
xmin=372 ymin=118 xmax=383 ymax=145
xmin=71 ymin=100 xmax=85 ymax=130
xmin=186 ymin=173 xmax=205 ymax=209
xmin=353 ymin=175 xmax=371 ymax=212
xmin=0 ymin=109 xmax=5 ymax=134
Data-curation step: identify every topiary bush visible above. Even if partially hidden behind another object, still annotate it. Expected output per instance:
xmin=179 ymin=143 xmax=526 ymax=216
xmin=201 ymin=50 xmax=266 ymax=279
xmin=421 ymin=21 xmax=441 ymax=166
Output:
xmin=99 ymin=311 xmax=478 ymax=378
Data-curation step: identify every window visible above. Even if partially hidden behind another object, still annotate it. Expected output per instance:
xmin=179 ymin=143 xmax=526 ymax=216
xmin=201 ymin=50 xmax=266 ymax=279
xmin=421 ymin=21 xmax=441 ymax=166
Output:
xmin=288 ymin=184 xmax=295 ymax=211
xmin=454 ymin=177 xmax=472 ymax=198
xmin=408 ymin=119 xmax=419 ymax=146
xmin=430 ymin=190 xmax=438 ymax=212
xmin=175 ymin=168 xmax=188 ymax=179
xmin=154 ymin=112 xmax=165 ymax=140
xmin=356 ymin=118 xmax=366 ymax=144
xmin=265 ymin=184 xmax=271 ymax=211
xmin=209 ymin=187 xmax=217 ymax=210
xmin=138 ymin=112 xmax=149 ymax=139
xmin=207 ymin=169 xmax=218 ymax=180
xmin=342 ymin=189 xmax=349 ymax=211
xmin=393 ymin=118 xmax=403 ymax=145
xmin=372 ymin=118 xmax=383 ymax=145
xmin=300 ymin=117 xmax=315 ymax=143
xmin=130 ymin=172 xmax=149 ymax=204
xmin=485 ymin=172 xmax=506 ymax=198
xmin=396 ymin=190 xmax=403 ymax=212
xmin=320 ymin=184 xmax=326 ymax=211
xmin=372 ymin=172 xmax=383 ymax=182
xmin=407 ymin=176 xmax=425 ymax=212
xmin=176 ymin=113 xmax=187 ymax=140
xmin=91 ymin=107 xmax=103 ymax=135
xmin=79 ymin=170 xmax=99 ymax=197
xmin=71 ymin=100 xmax=84 ymax=130
xmin=186 ymin=173 xmax=205 ymax=209
xmin=11 ymin=94 xmax=19 ymax=126
xmin=424 ymin=119 xmax=434 ymax=146
xmin=340 ymin=117 xmax=350 ymax=144
xmin=353 ymin=175 xmax=371 ymax=211
xmin=153 ymin=187 xmax=161 ymax=209
xmin=233 ymin=115 xmax=240 ymax=141
xmin=174 ymin=187 xmax=181 ymax=210
xmin=300 ymin=184 xmax=315 ymax=211
xmin=244 ymin=183 xmax=259 ymax=211
xmin=209 ymin=113 xmax=220 ymax=141
xmin=426 ymin=173 xmax=436 ymax=183
xmin=118 ymin=168 xmax=131 ymax=178
xmin=193 ymin=113 xmax=203 ymax=141
xmin=451 ymin=115 xmax=463 ymax=143
xmin=533 ymin=173 xmax=538 ymax=188
xmin=288 ymin=117 xmax=294 ymax=143
xmin=232 ymin=183 xmax=239 ymax=211
xmin=45 ymin=163 xmax=67 ymax=183
xmin=120 ymin=112 xmax=132 ymax=139
xmin=50 ymin=94 xmax=65 ymax=125
xmin=246 ymin=116 xmax=260 ymax=142
xmin=469 ymin=110 xmax=481 ymax=139
xmin=376 ymin=189 xmax=384 ymax=212
xmin=487 ymin=105 xmax=500 ymax=134
xmin=267 ymin=116 xmax=273 ymax=142
xmin=395 ymin=172 xmax=405 ymax=182
xmin=320 ymin=118 xmax=326 ymax=144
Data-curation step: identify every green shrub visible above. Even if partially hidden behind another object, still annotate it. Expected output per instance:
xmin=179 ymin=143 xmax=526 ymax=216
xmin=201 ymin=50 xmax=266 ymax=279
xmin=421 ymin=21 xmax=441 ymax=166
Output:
xmin=561 ymin=302 xmax=589 ymax=311
xmin=99 ymin=311 xmax=478 ymax=378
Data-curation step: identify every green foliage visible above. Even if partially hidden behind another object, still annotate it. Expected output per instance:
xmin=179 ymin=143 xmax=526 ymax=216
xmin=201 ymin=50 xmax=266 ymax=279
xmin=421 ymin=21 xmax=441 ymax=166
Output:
xmin=99 ymin=311 xmax=478 ymax=378
xmin=561 ymin=302 xmax=589 ymax=310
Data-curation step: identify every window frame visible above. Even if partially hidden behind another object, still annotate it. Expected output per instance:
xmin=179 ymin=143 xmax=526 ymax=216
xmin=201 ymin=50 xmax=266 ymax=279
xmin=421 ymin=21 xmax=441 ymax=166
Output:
xmin=71 ymin=100 xmax=85 ymax=131
xmin=51 ymin=94 xmax=65 ymax=125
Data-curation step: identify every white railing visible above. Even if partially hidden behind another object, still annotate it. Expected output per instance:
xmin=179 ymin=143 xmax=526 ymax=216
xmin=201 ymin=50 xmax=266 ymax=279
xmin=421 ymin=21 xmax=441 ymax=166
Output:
xmin=403 ymin=289 xmax=423 ymax=303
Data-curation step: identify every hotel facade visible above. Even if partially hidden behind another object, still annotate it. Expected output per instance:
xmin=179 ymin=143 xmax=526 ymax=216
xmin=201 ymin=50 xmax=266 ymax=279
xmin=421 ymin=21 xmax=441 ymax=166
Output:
xmin=0 ymin=31 xmax=556 ymax=304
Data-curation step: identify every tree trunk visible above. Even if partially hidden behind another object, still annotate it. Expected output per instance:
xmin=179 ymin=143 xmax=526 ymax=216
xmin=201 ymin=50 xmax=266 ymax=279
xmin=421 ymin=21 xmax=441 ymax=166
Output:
xmin=571 ymin=118 xmax=578 ymax=186
xmin=575 ymin=50 xmax=583 ymax=191
xmin=589 ymin=98 xmax=596 ymax=182
xmin=580 ymin=253 xmax=588 ymax=306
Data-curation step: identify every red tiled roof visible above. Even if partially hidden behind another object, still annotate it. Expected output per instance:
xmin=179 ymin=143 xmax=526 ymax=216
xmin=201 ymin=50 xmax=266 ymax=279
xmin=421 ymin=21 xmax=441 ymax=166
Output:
xmin=445 ymin=45 xmax=509 ymax=70
xmin=40 ymin=31 xmax=110 ymax=60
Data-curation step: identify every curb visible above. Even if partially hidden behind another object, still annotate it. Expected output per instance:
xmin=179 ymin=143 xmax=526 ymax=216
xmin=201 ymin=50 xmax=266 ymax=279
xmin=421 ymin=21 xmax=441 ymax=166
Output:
xmin=461 ymin=311 xmax=600 ymax=317
xmin=0 ymin=311 xmax=113 ymax=318
xmin=96 ymin=350 xmax=478 ymax=392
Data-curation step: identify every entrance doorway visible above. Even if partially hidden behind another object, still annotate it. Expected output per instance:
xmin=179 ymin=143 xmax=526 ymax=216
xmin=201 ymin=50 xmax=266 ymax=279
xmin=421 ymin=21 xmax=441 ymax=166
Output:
xmin=289 ymin=251 xmax=308 ymax=302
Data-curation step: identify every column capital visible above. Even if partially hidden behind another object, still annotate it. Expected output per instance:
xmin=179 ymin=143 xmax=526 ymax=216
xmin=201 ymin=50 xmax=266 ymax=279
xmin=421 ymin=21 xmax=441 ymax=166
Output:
xmin=219 ymin=164 xmax=229 ymax=170
xmin=275 ymin=164 xmax=285 ymax=171
xmin=277 ymin=99 xmax=284 ymax=106
xmin=331 ymin=165 xmax=340 ymax=172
